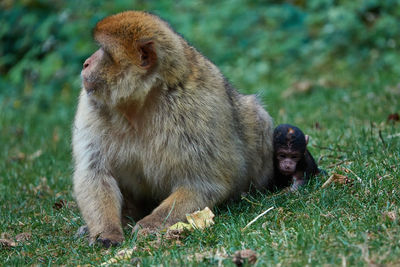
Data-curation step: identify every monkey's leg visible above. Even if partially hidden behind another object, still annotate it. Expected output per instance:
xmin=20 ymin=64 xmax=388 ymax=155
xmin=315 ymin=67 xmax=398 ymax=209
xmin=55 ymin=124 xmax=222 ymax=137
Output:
xmin=135 ymin=187 xmax=211 ymax=232
xmin=74 ymin=170 xmax=123 ymax=247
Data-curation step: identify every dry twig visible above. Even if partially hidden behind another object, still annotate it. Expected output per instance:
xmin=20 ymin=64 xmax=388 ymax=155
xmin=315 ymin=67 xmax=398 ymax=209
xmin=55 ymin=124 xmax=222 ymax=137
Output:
xmin=242 ymin=207 xmax=274 ymax=231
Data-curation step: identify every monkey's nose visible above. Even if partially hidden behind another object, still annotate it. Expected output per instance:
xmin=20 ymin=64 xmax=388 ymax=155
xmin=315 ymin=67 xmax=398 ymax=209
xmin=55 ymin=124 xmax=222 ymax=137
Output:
xmin=83 ymin=59 xmax=90 ymax=69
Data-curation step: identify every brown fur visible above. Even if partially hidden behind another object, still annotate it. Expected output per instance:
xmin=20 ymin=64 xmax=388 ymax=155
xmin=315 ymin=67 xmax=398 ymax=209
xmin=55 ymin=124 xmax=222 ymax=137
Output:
xmin=72 ymin=11 xmax=274 ymax=246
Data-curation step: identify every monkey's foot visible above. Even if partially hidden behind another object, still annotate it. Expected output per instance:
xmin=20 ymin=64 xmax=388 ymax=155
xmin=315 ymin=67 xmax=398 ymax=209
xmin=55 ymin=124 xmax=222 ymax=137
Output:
xmin=89 ymin=231 xmax=124 ymax=248
xmin=290 ymin=177 xmax=306 ymax=191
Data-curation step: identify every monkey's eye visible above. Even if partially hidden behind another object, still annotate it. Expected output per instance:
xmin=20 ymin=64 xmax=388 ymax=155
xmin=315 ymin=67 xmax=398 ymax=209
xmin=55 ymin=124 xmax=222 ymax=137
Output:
xmin=101 ymin=47 xmax=114 ymax=63
xmin=277 ymin=154 xmax=286 ymax=160
xmin=291 ymin=155 xmax=301 ymax=161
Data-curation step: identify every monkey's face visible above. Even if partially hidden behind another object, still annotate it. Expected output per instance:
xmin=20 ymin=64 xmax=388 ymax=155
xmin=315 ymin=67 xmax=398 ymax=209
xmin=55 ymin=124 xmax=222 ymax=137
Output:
xmin=81 ymin=48 xmax=114 ymax=97
xmin=81 ymin=16 xmax=160 ymax=108
xmin=276 ymin=148 xmax=303 ymax=175
xmin=80 ymin=11 xmax=190 ymax=108
xmin=81 ymin=43 xmax=155 ymax=107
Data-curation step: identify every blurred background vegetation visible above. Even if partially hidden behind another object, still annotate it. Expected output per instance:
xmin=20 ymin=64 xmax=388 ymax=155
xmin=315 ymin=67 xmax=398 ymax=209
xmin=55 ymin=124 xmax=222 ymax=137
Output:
xmin=1 ymin=0 xmax=399 ymax=114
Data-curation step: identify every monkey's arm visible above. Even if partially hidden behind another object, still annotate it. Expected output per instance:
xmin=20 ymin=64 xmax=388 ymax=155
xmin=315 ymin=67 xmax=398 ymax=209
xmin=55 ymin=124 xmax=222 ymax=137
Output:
xmin=290 ymin=170 xmax=306 ymax=191
xmin=74 ymin=169 xmax=123 ymax=246
xmin=290 ymin=149 xmax=319 ymax=191
xmin=72 ymin=94 xmax=124 ymax=246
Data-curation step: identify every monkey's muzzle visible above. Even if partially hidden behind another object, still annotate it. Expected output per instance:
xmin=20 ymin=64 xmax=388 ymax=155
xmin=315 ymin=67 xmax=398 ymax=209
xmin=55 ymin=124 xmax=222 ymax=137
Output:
xmin=82 ymin=78 xmax=97 ymax=95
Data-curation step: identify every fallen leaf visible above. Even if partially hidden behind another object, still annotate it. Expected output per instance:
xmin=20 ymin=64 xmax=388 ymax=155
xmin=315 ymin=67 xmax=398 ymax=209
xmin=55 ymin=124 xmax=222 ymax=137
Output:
xmin=387 ymin=133 xmax=400 ymax=139
xmin=100 ymin=248 xmax=136 ymax=265
xmin=387 ymin=113 xmax=399 ymax=122
xmin=13 ymin=127 xmax=24 ymax=137
xmin=0 ymin=239 xmax=17 ymax=248
xmin=232 ymin=249 xmax=258 ymax=266
xmin=53 ymin=199 xmax=67 ymax=210
xmin=28 ymin=150 xmax=42 ymax=160
xmin=15 ymin=232 xmax=31 ymax=242
xmin=341 ymin=167 xmax=363 ymax=184
xmin=32 ymin=177 xmax=52 ymax=195
xmin=130 ymin=257 xmax=141 ymax=265
xmin=321 ymin=173 xmax=352 ymax=188
xmin=162 ymin=207 xmax=216 ymax=243
xmin=66 ymin=200 xmax=77 ymax=208
xmin=53 ymin=128 xmax=60 ymax=143
xmin=187 ymin=248 xmax=228 ymax=263
xmin=321 ymin=211 xmax=335 ymax=218
xmin=164 ymin=207 xmax=215 ymax=241
xmin=282 ymin=80 xmax=314 ymax=98
xmin=382 ymin=211 xmax=397 ymax=222
xmin=135 ymin=228 xmax=153 ymax=238
xmin=10 ymin=152 xmax=26 ymax=161
xmin=165 ymin=229 xmax=182 ymax=240
xmin=186 ymin=207 xmax=215 ymax=230
xmin=168 ymin=222 xmax=193 ymax=231
xmin=165 ymin=225 xmax=191 ymax=241
xmin=317 ymin=77 xmax=336 ymax=87
xmin=175 ymin=240 xmax=183 ymax=246
xmin=0 ymin=233 xmax=11 ymax=239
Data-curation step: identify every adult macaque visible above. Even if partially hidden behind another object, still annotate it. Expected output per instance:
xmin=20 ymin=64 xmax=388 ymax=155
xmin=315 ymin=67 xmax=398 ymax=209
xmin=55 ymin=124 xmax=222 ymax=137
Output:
xmin=272 ymin=124 xmax=319 ymax=191
xmin=72 ymin=11 xmax=274 ymax=247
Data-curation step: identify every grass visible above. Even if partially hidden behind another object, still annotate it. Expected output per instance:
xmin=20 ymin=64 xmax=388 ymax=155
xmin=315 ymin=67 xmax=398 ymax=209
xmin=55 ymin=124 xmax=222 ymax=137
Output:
xmin=1 ymin=24 xmax=400 ymax=267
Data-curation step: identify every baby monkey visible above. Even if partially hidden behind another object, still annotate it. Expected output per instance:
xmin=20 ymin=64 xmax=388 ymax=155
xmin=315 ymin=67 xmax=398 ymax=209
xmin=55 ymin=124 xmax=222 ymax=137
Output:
xmin=272 ymin=124 xmax=319 ymax=191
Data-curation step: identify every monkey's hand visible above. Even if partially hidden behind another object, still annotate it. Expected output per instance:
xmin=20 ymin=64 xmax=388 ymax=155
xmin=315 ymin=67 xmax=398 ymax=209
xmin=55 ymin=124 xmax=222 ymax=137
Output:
xmin=131 ymin=217 xmax=163 ymax=238
xmin=77 ymin=225 xmax=123 ymax=248
xmin=290 ymin=172 xmax=306 ymax=191
xmin=76 ymin=225 xmax=125 ymax=247
xmin=93 ymin=230 xmax=124 ymax=248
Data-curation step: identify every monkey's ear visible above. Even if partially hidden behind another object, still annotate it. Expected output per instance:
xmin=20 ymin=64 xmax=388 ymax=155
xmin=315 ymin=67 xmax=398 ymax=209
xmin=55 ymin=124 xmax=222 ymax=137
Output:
xmin=305 ymin=135 xmax=309 ymax=145
xmin=138 ymin=41 xmax=157 ymax=69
